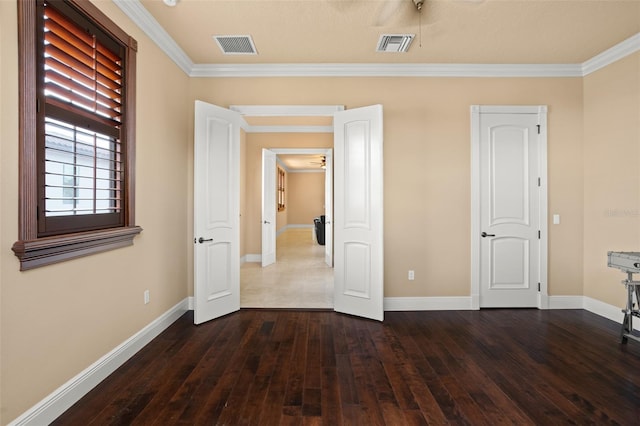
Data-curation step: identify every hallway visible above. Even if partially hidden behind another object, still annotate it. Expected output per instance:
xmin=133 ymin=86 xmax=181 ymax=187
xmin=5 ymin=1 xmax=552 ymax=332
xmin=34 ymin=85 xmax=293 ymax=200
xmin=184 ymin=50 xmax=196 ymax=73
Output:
xmin=241 ymin=228 xmax=334 ymax=309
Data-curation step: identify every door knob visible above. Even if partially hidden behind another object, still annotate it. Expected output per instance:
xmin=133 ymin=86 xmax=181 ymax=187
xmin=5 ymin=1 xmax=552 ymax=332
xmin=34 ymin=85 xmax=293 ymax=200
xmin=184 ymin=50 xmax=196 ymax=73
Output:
xmin=263 ymin=220 xmax=271 ymax=224
xmin=481 ymin=232 xmax=496 ymax=238
xmin=198 ymin=237 xmax=213 ymax=244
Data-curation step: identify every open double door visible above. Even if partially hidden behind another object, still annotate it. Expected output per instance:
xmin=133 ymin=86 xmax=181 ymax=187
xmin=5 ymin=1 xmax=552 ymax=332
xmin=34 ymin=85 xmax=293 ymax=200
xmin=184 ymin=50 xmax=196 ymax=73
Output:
xmin=193 ymin=101 xmax=384 ymax=324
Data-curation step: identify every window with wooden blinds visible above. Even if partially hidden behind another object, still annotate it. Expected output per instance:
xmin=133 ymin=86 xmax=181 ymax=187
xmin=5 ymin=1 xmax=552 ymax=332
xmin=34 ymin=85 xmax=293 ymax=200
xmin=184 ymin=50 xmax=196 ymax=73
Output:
xmin=38 ymin=0 xmax=126 ymax=235
xmin=14 ymin=0 xmax=141 ymax=270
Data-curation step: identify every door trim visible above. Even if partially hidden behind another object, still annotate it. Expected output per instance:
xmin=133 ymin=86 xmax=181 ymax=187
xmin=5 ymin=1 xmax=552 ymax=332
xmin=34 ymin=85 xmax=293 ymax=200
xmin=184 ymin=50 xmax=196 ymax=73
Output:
xmin=470 ymin=105 xmax=548 ymax=310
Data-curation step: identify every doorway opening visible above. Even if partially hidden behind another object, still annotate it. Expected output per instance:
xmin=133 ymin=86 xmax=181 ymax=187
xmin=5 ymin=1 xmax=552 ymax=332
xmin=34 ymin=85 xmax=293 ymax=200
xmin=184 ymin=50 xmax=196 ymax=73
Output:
xmin=194 ymin=102 xmax=384 ymax=323
xmin=230 ymin=105 xmax=338 ymax=309
xmin=242 ymin=148 xmax=334 ymax=309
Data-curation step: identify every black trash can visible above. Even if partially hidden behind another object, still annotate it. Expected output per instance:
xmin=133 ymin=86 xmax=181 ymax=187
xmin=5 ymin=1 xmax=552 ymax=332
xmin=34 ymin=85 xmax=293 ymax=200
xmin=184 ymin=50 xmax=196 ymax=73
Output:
xmin=314 ymin=215 xmax=325 ymax=245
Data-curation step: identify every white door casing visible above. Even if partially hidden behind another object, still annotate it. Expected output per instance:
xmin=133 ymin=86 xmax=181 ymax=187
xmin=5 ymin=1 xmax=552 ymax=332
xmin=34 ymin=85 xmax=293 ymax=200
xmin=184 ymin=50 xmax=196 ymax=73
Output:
xmin=333 ymin=105 xmax=384 ymax=321
xmin=324 ymin=151 xmax=333 ymax=267
xmin=262 ymin=149 xmax=277 ymax=267
xmin=193 ymin=101 xmax=243 ymax=324
xmin=471 ymin=105 xmax=548 ymax=309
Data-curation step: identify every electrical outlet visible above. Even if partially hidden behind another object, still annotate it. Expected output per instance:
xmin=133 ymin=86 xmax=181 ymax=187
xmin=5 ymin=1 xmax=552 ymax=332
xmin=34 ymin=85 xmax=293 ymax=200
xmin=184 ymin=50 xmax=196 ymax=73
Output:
xmin=144 ymin=290 xmax=150 ymax=305
xmin=408 ymin=270 xmax=415 ymax=280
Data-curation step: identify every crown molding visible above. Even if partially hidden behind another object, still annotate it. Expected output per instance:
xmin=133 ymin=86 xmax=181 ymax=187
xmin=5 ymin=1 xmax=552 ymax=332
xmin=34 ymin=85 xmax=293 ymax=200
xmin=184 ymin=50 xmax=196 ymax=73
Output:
xmin=230 ymin=105 xmax=344 ymax=116
xmin=114 ymin=0 xmax=638 ymax=78
xmin=191 ymin=62 xmax=582 ymax=78
xmin=112 ymin=0 xmax=193 ymax=75
xmin=245 ymin=125 xmax=333 ymax=133
xmin=582 ymin=33 xmax=640 ymax=76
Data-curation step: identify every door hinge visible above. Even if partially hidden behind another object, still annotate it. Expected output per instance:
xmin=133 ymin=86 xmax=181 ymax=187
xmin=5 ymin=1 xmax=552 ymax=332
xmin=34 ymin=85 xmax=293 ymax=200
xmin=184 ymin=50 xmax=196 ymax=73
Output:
xmin=538 ymin=230 xmax=541 ymax=239
xmin=536 ymin=124 xmax=541 ymax=134
xmin=538 ymin=282 xmax=541 ymax=292
xmin=36 ymin=98 xmax=40 ymax=113
xmin=538 ymin=177 xmax=541 ymax=187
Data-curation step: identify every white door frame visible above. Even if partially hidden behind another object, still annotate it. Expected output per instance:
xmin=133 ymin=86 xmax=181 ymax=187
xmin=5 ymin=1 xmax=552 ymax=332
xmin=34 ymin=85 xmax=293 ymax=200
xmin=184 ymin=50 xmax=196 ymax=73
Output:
xmin=470 ymin=105 xmax=548 ymax=310
xmin=261 ymin=149 xmax=277 ymax=267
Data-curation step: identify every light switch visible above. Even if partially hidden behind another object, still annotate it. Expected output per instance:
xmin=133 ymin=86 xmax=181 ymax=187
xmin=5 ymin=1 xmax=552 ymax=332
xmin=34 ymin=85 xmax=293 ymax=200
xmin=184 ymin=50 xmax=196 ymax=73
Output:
xmin=553 ymin=214 xmax=560 ymax=225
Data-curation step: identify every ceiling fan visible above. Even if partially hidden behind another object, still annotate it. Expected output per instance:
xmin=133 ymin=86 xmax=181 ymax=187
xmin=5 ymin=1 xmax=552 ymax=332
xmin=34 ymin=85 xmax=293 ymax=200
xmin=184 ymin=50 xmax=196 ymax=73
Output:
xmin=310 ymin=156 xmax=327 ymax=169
xmin=373 ymin=0 xmax=483 ymax=27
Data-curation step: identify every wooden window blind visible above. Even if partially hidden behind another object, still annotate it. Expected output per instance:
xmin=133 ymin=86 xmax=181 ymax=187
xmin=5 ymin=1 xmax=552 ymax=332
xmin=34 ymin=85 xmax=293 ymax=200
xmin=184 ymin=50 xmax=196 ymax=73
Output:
xmin=38 ymin=0 xmax=126 ymax=236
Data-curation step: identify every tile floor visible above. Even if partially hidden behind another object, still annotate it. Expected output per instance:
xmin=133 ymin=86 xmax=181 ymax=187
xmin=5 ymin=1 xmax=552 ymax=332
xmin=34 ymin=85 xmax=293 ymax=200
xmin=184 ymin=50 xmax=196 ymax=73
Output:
xmin=240 ymin=227 xmax=334 ymax=309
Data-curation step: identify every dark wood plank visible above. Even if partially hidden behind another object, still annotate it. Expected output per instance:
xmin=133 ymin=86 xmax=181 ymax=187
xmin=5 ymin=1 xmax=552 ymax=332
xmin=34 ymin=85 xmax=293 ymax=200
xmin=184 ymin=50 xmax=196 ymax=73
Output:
xmin=53 ymin=309 xmax=640 ymax=425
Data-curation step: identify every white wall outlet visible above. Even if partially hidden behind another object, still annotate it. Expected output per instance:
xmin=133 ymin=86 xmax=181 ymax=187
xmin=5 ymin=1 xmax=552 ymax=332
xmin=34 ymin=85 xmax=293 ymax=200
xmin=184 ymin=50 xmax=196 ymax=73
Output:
xmin=408 ymin=270 xmax=415 ymax=280
xmin=144 ymin=289 xmax=150 ymax=305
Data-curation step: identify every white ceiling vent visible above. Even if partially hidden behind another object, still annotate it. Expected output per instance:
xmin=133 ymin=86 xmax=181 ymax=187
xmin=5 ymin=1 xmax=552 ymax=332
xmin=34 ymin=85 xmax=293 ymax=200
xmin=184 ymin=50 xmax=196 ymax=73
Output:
xmin=213 ymin=35 xmax=258 ymax=55
xmin=376 ymin=34 xmax=415 ymax=53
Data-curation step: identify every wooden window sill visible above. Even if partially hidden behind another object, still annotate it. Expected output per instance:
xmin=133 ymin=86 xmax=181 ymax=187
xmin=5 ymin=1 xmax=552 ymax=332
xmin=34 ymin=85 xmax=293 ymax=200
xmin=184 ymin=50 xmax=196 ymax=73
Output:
xmin=12 ymin=226 xmax=142 ymax=271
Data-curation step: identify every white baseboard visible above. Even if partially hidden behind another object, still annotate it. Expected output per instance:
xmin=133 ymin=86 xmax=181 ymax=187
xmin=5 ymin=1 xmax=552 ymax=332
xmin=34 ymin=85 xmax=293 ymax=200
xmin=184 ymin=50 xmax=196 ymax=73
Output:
xmin=244 ymin=254 xmax=262 ymax=263
xmin=583 ymin=296 xmax=624 ymax=323
xmin=547 ymin=295 xmax=585 ymax=309
xmin=9 ymin=298 xmax=190 ymax=426
xmin=384 ymin=296 xmax=474 ymax=311
xmin=547 ymin=295 xmax=639 ymax=332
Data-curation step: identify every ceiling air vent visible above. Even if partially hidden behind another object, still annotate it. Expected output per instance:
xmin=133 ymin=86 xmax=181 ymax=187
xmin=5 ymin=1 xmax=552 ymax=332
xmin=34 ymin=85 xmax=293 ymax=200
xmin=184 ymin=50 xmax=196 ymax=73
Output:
xmin=376 ymin=34 xmax=415 ymax=53
xmin=213 ymin=35 xmax=258 ymax=55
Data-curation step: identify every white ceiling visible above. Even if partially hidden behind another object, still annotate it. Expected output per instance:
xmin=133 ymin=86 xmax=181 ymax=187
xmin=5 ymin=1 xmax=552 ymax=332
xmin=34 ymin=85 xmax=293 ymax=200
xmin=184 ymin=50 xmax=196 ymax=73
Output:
xmin=134 ymin=0 xmax=639 ymax=67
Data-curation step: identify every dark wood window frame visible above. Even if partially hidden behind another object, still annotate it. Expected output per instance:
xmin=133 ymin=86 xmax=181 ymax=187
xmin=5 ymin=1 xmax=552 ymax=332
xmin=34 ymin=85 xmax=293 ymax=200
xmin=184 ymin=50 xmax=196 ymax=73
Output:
xmin=12 ymin=0 xmax=141 ymax=271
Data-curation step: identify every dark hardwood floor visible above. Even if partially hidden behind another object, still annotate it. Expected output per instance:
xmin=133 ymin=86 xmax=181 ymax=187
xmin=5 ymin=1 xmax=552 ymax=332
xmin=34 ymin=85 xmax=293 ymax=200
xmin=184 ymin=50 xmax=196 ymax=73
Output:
xmin=53 ymin=309 xmax=640 ymax=425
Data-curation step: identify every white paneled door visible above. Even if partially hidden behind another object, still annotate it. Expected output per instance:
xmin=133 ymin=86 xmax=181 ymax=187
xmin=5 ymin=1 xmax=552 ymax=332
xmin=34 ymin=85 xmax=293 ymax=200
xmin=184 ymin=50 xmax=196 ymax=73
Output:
xmin=193 ymin=101 xmax=243 ymax=324
xmin=261 ymin=149 xmax=277 ymax=267
xmin=324 ymin=150 xmax=333 ymax=267
xmin=473 ymin=106 xmax=548 ymax=308
xmin=333 ymin=105 xmax=384 ymax=321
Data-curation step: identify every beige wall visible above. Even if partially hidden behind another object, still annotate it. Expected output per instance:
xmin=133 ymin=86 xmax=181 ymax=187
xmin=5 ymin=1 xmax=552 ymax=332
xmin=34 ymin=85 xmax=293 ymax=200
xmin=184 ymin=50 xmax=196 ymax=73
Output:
xmin=583 ymin=53 xmax=640 ymax=308
xmin=288 ymin=173 xmax=325 ymax=225
xmin=190 ymin=76 xmax=586 ymax=297
xmin=0 ymin=1 xmax=191 ymax=423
